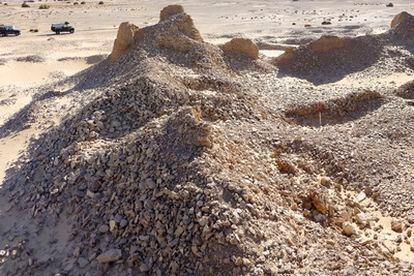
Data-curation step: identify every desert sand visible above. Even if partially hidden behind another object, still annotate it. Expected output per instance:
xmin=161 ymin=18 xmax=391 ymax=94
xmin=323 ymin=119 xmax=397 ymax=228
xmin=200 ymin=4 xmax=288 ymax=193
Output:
xmin=1 ymin=0 xmax=414 ymax=275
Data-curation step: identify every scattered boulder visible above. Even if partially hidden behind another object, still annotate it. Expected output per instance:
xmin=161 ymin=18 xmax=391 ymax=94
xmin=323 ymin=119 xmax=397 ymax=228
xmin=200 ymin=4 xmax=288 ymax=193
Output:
xmin=222 ymin=38 xmax=259 ymax=59
xmin=386 ymin=3 xmax=394 ymax=7
xmin=110 ymin=22 xmax=139 ymax=60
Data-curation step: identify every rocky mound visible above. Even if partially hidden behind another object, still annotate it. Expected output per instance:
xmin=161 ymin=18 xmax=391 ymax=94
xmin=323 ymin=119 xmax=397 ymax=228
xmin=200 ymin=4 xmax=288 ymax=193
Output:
xmin=274 ymin=12 xmax=414 ymax=84
xmin=74 ymin=6 xmax=221 ymax=90
xmin=0 ymin=7 xmax=264 ymax=275
xmin=109 ymin=5 xmax=202 ymax=61
xmin=274 ymin=35 xmax=383 ymax=84
xmin=1 ymin=7 xmax=414 ymax=276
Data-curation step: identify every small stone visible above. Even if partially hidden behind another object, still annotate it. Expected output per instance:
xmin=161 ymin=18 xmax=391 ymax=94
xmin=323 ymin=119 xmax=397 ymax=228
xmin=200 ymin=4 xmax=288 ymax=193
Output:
xmin=73 ymin=247 xmax=81 ymax=257
xmin=355 ymin=192 xmax=366 ymax=202
xmin=355 ymin=213 xmax=369 ymax=227
xmin=120 ymin=219 xmax=128 ymax=228
xmin=99 ymin=225 xmax=109 ymax=233
xmin=109 ymin=220 xmax=116 ymax=232
xmin=63 ymin=259 xmax=76 ymax=272
xmin=96 ymin=249 xmax=122 ymax=263
xmin=319 ymin=176 xmax=332 ymax=187
xmin=342 ymin=222 xmax=355 ymax=236
xmin=391 ymin=220 xmax=404 ymax=233
xmin=86 ymin=190 xmax=96 ymax=198
xmin=77 ymin=257 xmax=89 ymax=268
xmin=140 ymin=263 xmax=151 ymax=272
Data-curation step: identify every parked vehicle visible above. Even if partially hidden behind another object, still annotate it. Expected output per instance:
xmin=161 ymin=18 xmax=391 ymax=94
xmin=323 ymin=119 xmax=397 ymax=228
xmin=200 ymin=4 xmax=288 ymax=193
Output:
xmin=0 ymin=25 xmax=21 ymax=37
xmin=51 ymin=22 xmax=75 ymax=34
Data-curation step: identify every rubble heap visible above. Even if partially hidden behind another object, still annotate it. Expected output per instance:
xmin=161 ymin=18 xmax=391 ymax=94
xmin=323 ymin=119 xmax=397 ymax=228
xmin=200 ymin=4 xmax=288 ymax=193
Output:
xmin=274 ymin=11 xmax=414 ymax=83
xmin=274 ymin=35 xmax=383 ymax=83
xmin=1 ymin=6 xmax=414 ymax=276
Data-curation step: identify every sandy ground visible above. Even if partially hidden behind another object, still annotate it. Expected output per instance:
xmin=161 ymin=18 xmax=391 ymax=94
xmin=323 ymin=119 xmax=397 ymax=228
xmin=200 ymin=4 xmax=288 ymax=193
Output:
xmin=1 ymin=0 xmax=414 ymax=82
xmin=1 ymin=0 xmax=414 ymax=274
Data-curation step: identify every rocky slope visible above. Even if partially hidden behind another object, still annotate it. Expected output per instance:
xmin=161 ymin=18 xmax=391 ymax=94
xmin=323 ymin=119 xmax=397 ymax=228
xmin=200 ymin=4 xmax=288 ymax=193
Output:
xmin=1 ymin=6 xmax=414 ymax=276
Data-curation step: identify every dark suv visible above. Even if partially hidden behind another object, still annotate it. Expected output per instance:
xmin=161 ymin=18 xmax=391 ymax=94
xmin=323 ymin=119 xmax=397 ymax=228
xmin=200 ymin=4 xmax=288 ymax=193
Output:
xmin=51 ymin=22 xmax=75 ymax=34
xmin=0 ymin=25 xmax=21 ymax=37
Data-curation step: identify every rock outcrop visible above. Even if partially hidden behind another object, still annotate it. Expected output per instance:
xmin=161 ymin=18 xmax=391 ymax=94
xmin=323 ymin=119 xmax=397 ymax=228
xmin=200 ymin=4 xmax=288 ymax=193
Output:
xmin=159 ymin=4 xmax=184 ymax=22
xmin=391 ymin=11 xmax=414 ymax=28
xmin=109 ymin=6 xmax=203 ymax=62
xmin=110 ymin=22 xmax=139 ymax=60
xmin=390 ymin=11 xmax=414 ymax=40
xmin=222 ymin=38 xmax=259 ymax=59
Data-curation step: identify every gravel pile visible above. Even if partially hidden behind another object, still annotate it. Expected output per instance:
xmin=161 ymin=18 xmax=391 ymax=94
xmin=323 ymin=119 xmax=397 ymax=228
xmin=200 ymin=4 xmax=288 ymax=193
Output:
xmin=1 ymin=7 xmax=414 ymax=276
xmin=274 ymin=34 xmax=384 ymax=84
xmin=274 ymin=12 xmax=414 ymax=84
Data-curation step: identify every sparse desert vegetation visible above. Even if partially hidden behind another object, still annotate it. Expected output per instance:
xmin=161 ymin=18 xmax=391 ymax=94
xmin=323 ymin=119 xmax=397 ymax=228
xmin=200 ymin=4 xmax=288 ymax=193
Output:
xmin=38 ymin=3 xmax=50 ymax=9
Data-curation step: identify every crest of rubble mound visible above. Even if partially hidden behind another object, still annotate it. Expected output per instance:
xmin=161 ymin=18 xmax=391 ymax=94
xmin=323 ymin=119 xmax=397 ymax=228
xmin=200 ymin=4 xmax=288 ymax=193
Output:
xmin=110 ymin=5 xmax=204 ymax=61
xmin=108 ymin=4 xmax=263 ymax=73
